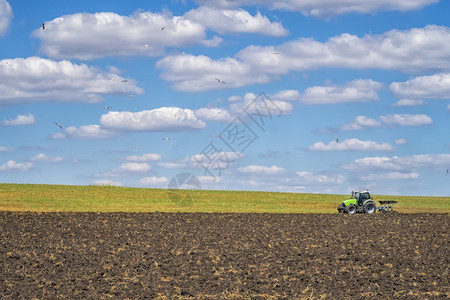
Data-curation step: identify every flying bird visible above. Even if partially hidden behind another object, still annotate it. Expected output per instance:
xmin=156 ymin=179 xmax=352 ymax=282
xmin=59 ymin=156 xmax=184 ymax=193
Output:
xmin=161 ymin=27 xmax=166 ymax=30
xmin=272 ymin=52 xmax=279 ymax=55
xmin=104 ymin=106 xmax=112 ymax=110
xmin=144 ymin=43 xmax=149 ymax=48
xmin=336 ymin=138 xmax=339 ymax=143
xmin=162 ymin=137 xmax=172 ymax=141
xmin=53 ymin=122 xmax=62 ymax=129
xmin=131 ymin=146 xmax=140 ymax=150
xmin=122 ymin=79 xmax=128 ymax=83
xmin=446 ymin=169 xmax=449 ymax=176
xmin=215 ymin=78 xmax=226 ymax=84
xmin=195 ymin=84 xmax=203 ymax=88
xmin=42 ymin=23 xmax=45 ymax=30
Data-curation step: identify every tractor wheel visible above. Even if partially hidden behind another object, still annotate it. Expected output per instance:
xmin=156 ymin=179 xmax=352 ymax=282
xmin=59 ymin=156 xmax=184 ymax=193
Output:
xmin=345 ymin=204 xmax=357 ymax=215
xmin=363 ymin=201 xmax=376 ymax=214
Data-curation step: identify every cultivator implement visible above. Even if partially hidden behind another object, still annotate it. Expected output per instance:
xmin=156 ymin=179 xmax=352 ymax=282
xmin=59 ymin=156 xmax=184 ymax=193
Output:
xmin=376 ymin=200 xmax=398 ymax=212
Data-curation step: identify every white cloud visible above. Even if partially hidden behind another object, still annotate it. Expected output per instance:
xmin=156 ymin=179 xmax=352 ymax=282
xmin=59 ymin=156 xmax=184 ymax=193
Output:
xmin=238 ymin=164 xmax=286 ymax=175
xmin=92 ymin=179 xmax=123 ymax=187
xmin=391 ymin=99 xmax=426 ymax=107
xmin=157 ymin=53 xmax=268 ymax=91
xmin=33 ymin=11 xmax=210 ymax=60
xmin=138 ymin=176 xmax=169 ymax=186
xmin=0 ymin=57 xmax=142 ymax=105
xmin=29 ymin=153 xmax=63 ymax=163
xmin=126 ymin=153 xmax=161 ymax=162
xmin=0 ymin=0 xmax=12 ymax=37
xmin=99 ymin=162 xmax=152 ymax=177
xmin=361 ymin=171 xmax=420 ymax=180
xmin=194 ymin=0 xmax=439 ymax=17
xmin=343 ymin=154 xmax=450 ymax=171
xmin=296 ymin=171 xmax=345 ymax=184
xmin=0 ymin=160 xmax=33 ymax=172
xmin=0 ymin=146 xmax=14 ymax=152
xmin=195 ymin=107 xmax=233 ymax=122
xmin=100 ymin=107 xmax=206 ymax=131
xmin=309 ymin=138 xmax=395 ymax=152
xmin=184 ymin=6 xmax=287 ymax=36
xmin=2 ymin=114 xmax=35 ymax=126
xmin=228 ymin=92 xmax=293 ymax=115
xmin=394 ymin=138 xmax=408 ymax=145
xmin=380 ymin=114 xmax=432 ymax=126
xmin=340 ymin=115 xmax=381 ymax=130
xmin=158 ymin=162 xmax=188 ymax=169
xmin=300 ymin=79 xmax=382 ymax=104
xmin=271 ymin=89 xmax=301 ymax=101
xmin=61 ymin=125 xmax=119 ymax=139
xmin=158 ymin=26 xmax=450 ymax=91
xmin=390 ymin=73 xmax=450 ymax=100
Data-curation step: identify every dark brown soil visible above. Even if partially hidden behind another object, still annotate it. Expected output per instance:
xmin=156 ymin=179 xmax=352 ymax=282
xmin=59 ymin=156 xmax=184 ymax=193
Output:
xmin=1 ymin=212 xmax=448 ymax=299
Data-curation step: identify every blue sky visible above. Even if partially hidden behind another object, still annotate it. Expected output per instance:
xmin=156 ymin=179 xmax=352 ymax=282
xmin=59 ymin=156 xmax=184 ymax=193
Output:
xmin=1 ymin=0 xmax=449 ymax=196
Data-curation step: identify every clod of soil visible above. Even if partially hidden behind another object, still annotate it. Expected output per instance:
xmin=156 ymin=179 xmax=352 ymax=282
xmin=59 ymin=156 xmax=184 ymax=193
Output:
xmin=1 ymin=212 xmax=448 ymax=299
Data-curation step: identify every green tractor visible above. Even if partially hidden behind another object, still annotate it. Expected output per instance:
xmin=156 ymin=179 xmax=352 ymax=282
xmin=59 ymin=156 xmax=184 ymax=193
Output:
xmin=337 ymin=191 xmax=377 ymax=214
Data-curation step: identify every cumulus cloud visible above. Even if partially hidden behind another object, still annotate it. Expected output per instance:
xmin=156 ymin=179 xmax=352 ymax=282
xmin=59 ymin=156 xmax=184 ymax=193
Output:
xmin=394 ymin=138 xmax=408 ymax=145
xmin=194 ymin=0 xmax=439 ymax=17
xmin=92 ymin=179 xmax=123 ymax=187
xmin=57 ymin=125 xmax=119 ymax=139
xmin=340 ymin=115 xmax=381 ymax=130
xmin=361 ymin=171 xmax=420 ymax=180
xmin=100 ymin=107 xmax=206 ymax=132
xmin=184 ymin=6 xmax=287 ymax=36
xmin=33 ymin=11 xmax=207 ymax=60
xmin=228 ymin=92 xmax=293 ymax=115
xmin=238 ymin=164 xmax=286 ymax=175
xmin=1 ymin=114 xmax=35 ymax=126
xmin=343 ymin=154 xmax=450 ymax=171
xmin=0 ymin=57 xmax=142 ymax=105
xmin=29 ymin=153 xmax=63 ymax=163
xmin=271 ymin=89 xmax=301 ymax=101
xmin=390 ymin=73 xmax=450 ymax=100
xmin=158 ymin=162 xmax=188 ymax=169
xmin=0 ymin=146 xmax=14 ymax=152
xmin=0 ymin=0 xmax=12 ymax=37
xmin=380 ymin=114 xmax=432 ymax=126
xmin=391 ymin=99 xmax=426 ymax=107
xmin=195 ymin=107 xmax=233 ymax=122
xmin=296 ymin=171 xmax=345 ymax=184
xmin=138 ymin=176 xmax=169 ymax=186
xmin=158 ymin=26 xmax=450 ymax=91
xmin=309 ymin=138 xmax=395 ymax=152
xmin=0 ymin=160 xmax=33 ymax=172
xmin=126 ymin=153 xmax=161 ymax=162
xmin=99 ymin=162 xmax=151 ymax=177
xmin=300 ymin=79 xmax=382 ymax=104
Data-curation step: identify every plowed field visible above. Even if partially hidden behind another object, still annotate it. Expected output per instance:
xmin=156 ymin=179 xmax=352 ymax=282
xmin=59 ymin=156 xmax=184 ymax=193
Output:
xmin=1 ymin=212 xmax=448 ymax=299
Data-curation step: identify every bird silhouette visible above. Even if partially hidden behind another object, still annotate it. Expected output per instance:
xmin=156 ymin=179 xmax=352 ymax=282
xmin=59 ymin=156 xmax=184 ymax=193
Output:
xmin=215 ymin=78 xmax=226 ymax=84
xmin=42 ymin=23 xmax=45 ymax=30
xmin=53 ymin=122 xmax=62 ymax=129
xmin=336 ymin=138 xmax=339 ymax=143
xmin=161 ymin=27 xmax=166 ymax=30
xmin=104 ymin=106 xmax=112 ymax=110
